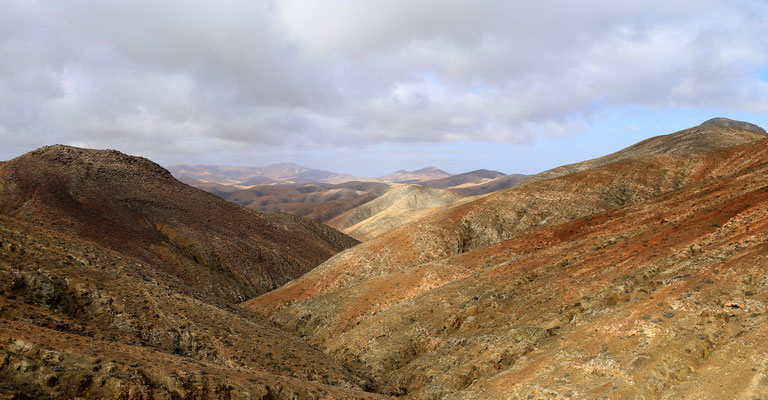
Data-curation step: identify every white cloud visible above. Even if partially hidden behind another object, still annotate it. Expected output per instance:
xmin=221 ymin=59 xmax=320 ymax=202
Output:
xmin=0 ymin=0 xmax=767 ymax=164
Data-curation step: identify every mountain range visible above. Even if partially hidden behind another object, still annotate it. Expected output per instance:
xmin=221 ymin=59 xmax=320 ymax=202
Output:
xmin=170 ymin=162 xmax=362 ymax=186
xmin=244 ymin=118 xmax=768 ymax=398
xmin=170 ymin=163 xmax=529 ymax=241
xmin=3 ymin=117 xmax=768 ymax=398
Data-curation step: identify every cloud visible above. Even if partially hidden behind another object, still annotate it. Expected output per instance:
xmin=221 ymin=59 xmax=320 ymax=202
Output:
xmin=0 ymin=0 xmax=767 ymax=164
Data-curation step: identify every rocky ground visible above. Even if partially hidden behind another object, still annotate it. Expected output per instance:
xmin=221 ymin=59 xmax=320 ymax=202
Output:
xmin=245 ymin=122 xmax=768 ymax=399
xmin=0 ymin=216 xmax=381 ymax=399
xmin=0 ymin=146 xmax=379 ymax=399
xmin=3 ymin=120 xmax=767 ymax=399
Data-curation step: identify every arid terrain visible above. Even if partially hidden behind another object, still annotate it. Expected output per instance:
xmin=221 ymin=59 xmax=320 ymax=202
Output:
xmin=171 ymin=164 xmax=526 ymax=234
xmin=0 ymin=146 xmax=377 ymax=398
xmin=3 ymin=118 xmax=768 ymax=399
xmin=245 ymin=118 xmax=768 ymax=398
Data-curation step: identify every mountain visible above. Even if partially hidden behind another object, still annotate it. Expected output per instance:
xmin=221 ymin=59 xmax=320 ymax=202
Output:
xmin=421 ymin=169 xmax=529 ymax=195
xmin=419 ymin=169 xmax=504 ymax=189
xmin=244 ymin=120 xmax=768 ymax=398
xmin=448 ymin=173 xmax=529 ymax=195
xmin=172 ymin=163 xmax=528 ymax=226
xmin=212 ymin=181 xmax=390 ymax=222
xmin=532 ymin=118 xmax=767 ymax=181
xmin=379 ymin=166 xmax=452 ymax=183
xmin=0 ymin=145 xmax=359 ymax=303
xmin=0 ymin=145 xmax=380 ymax=398
xmin=701 ymin=116 xmax=766 ymax=133
xmin=326 ymin=184 xmax=465 ymax=241
xmin=169 ymin=162 xmax=361 ymax=185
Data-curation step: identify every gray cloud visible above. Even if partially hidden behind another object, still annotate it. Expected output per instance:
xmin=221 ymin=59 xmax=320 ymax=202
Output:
xmin=1 ymin=0 xmax=767 ymax=164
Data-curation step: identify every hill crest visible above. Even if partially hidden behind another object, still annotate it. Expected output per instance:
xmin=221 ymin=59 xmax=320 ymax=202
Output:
xmin=0 ymin=145 xmax=359 ymax=303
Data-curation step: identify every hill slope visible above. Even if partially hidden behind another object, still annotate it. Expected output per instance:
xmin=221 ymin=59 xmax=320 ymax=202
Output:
xmin=209 ymin=181 xmax=390 ymax=223
xmin=0 ymin=215 xmax=380 ymax=399
xmin=244 ymin=120 xmax=768 ymax=397
xmin=0 ymin=145 xmax=358 ymax=303
xmin=533 ymin=118 xmax=766 ymax=181
xmin=0 ymin=146 xmax=381 ymax=398
xmin=326 ymin=184 xmax=465 ymax=241
xmin=444 ymin=173 xmax=529 ymax=196
xmin=419 ymin=169 xmax=505 ymax=189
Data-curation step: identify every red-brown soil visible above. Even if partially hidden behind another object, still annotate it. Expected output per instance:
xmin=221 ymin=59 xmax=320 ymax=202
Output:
xmin=244 ymin=124 xmax=768 ymax=398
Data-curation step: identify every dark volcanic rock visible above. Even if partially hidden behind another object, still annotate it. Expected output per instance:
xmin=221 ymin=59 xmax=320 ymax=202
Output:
xmin=700 ymin=117 xmax=766 ymax=134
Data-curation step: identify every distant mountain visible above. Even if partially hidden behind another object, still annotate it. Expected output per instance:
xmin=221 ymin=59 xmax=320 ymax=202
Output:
xmin=446 ymin=173 xmax=529 ymax=195
xmin=326 ymin=184 xmax=465 ymax=241
xmin=174 ymin=163 xmax=530 ymax=235
xmin=168 ymin=162 xmax=362 ymax=185
xmin=214 ymin=181 xmax=390 ymax=223
xmin=379 ymin=166 xmax=452 ymax=183
xmin=420 ymin=169 xmax=505 ymax=189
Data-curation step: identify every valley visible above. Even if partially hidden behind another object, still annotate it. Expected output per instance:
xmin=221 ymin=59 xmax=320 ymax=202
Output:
xmin=2 ymin=118 xmax=768 ymax=398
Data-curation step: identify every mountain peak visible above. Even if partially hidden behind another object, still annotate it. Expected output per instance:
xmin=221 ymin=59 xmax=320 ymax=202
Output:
xmin=700 ymin=117 xmax=766 ymax=134
xmin=413 ymin=166 xmax=444 ymax=173
xmin=380 ymin=166 xmax=452 ymax=182
xmin=21 ymin=144 xmax=175 ymax=182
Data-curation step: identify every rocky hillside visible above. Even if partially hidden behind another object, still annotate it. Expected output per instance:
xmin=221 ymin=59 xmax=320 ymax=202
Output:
xmin=0 ymin=146 xmax=383 ymax=398
xmin=326 ymin=184 xmax=465 ymax=241
xmin=0 ymin=145 xmax=359 ymax=303
xmin=244 ymin=120 xmax=768 ymax=398
xmin=0 ymin=215 xmax=380 ymax=399
xmin=532 ymin=118 xmax=766 ymax=181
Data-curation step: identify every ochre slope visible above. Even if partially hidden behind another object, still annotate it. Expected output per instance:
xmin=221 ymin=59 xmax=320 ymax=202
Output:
xmin=246 ymin=135 xmax=768 ymax=398
xmin=0 ymin=145 xmax=358 ymax=303
xmin=326 ymin=184 xmax=464 ymax=241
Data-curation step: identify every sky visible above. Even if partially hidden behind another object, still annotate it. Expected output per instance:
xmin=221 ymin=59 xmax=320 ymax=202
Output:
xmin=1 ymin=1 xmax=767 ymax=177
